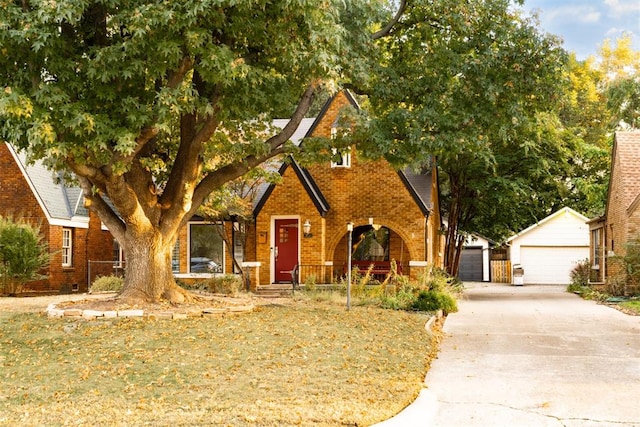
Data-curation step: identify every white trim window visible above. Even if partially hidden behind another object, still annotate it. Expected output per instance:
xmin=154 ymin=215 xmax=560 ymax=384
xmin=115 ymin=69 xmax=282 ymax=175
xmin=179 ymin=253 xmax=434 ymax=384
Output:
xmin=188 ymin=222 xmax=225 ymax=274
xmin=62 ymin=228 xmax=73 ymax=267
xmin=330 ymin=147 xmax=351 ymax=168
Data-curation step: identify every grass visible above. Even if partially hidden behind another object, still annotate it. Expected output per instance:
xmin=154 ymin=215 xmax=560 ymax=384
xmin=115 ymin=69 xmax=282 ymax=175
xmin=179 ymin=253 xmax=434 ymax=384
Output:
xmin=619 ymin=299 xmax=640 ymax=315
xmin=0 ymin=301 xmax=436 ymax=426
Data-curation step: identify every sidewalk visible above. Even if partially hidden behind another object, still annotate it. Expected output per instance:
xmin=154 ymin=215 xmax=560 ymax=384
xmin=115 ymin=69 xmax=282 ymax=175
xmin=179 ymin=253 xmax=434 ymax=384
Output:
xmin=375 ymin=282 xmax=640 ymax=426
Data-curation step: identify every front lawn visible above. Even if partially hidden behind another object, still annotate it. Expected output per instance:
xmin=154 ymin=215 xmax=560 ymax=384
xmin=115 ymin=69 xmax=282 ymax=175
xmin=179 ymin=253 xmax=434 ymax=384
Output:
xmin=619 ymin=300 xmax=640 ymax=315
xmin=0 ymin=302 xmax=436 ymax=426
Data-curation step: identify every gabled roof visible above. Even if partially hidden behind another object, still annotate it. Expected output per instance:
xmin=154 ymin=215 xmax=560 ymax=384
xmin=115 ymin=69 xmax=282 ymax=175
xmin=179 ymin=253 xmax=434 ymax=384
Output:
xmin=254 ymin=91 xmax=435 ymax=218
xmin=397 ymin=166 xmax=433 ymax=216
xmin=6 ymin=143 xmax=89 ymax=227
xmin=506 ymin=207 xmax=589 ymax=243
xmin=254 ymin=157 xmax=330 ymax=217
xmin=252 ymin=118 xmax=317 ymax=215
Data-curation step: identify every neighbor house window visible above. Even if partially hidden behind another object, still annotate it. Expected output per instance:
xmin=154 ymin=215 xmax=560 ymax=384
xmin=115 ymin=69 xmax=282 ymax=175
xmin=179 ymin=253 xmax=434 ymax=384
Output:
xmin=113 ymin=240 xmax=125 ymax=268
xmin=62 ymin=228 xmax=72 ymax=267
xmin=189 ymin=222 xmax=224 ymax=274
xmin=592 ymin=229 xmax=601 ymax=268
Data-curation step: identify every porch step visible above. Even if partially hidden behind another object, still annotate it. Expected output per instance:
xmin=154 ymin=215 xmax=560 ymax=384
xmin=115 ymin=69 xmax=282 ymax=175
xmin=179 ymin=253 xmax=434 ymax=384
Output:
xmin=255 ymin=284 xmax=295 ymax=298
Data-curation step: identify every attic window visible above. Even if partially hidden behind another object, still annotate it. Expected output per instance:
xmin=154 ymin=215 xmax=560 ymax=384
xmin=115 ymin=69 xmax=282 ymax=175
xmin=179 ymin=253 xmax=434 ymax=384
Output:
xmin=330 ymin=125 xmax=351 ymax=168
xmin=330 ymin=148 xmax=351 ymax=168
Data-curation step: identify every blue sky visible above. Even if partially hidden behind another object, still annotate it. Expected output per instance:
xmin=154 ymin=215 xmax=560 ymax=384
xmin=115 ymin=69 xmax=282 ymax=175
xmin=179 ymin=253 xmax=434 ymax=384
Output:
xmin=520 ymin=0 xmax=640 ymax=60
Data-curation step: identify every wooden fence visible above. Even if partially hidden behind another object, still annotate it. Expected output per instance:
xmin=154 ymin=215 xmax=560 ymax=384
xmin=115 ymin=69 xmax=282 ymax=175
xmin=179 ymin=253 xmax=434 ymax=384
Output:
xmin=490 ymin=260 xmax=512 ymax=283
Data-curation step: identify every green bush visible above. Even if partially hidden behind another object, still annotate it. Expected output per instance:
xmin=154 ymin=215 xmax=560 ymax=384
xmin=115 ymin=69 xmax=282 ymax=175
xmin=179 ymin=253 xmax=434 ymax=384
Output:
xmin=0 ymin=215 xmax=49 ymax=294
xmin=90 ymin=275 xmax=124 ymax=293
xmin=202 ymin=274 xmax=244 ymax=296
xmin=411 ymin=290 xmax=458 ymax=314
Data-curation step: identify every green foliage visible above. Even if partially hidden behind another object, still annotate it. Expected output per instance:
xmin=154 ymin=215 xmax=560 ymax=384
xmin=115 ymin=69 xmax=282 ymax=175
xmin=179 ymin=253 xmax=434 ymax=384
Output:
xmin=0 ymin=0 xmax=390 ymax=299
xmin=201 ymin=274 xmax=244 ymax=296
xmin=0 ymin=216 xmax=49 ymax=294
xmin=619 ymin=300 xmax=640 ymax=315
xmin=566 ymin=283 xmax=608 ymax=302
xmin=605 ymin=236 xmax=640 ymax=296
xmin=90 ymin=275 xmax=124 ymax=293
xmin=314 ymin=266 xmax=460 ymax=314
xmin=303 ymin=274 xmax=317 ymax=292
xmin=411 ymin=290 xmax=458 ymax=314
xmin=359 ymin=0 xmax=570 ymax=275
xmin=566 ymin=258 xmax=608 ymax=300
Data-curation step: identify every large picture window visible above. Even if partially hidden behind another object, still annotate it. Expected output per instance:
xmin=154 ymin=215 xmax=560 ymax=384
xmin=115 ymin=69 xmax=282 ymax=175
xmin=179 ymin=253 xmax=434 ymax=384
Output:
xmin=189 ymin=223 xmax=224 ymax=274
xmin=592 ymin=229 xmax=601 ymax=268
xmin=62 ymin=228 xmax=72 ymax=267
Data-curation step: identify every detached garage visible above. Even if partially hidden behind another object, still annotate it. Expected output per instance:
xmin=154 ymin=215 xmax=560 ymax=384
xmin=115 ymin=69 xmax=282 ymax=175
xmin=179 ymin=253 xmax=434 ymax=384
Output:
xmin=459 ymin=234 xmax=492 ymax=282
xmin=507 ymin=207 xmax=589 ymax=285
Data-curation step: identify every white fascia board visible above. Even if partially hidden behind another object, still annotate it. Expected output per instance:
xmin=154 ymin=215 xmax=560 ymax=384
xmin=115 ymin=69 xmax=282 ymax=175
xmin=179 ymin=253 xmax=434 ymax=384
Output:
xmin=49 ymin=216 xmax=90 ymax=229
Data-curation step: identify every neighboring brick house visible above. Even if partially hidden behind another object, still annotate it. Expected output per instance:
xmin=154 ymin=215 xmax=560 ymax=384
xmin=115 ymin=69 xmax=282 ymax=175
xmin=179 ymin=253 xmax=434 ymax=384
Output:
xmin=0 ymin=142 xmax=115 ymax=293
xmin=248 ymin=91 xmax=444 ymax=287
xmin=588 ymin=131 xmax=640 ymax=294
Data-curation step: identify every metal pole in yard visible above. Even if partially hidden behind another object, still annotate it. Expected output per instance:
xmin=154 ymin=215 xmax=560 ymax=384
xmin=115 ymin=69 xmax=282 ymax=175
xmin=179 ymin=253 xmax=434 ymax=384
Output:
xmin=347 ymin=222 xmax=353 ymax=311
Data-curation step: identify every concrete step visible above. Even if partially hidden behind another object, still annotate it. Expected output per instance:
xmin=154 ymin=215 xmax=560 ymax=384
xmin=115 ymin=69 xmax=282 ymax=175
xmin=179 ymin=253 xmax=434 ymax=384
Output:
xmin=255 ymin=284 xmax=295 ymax=297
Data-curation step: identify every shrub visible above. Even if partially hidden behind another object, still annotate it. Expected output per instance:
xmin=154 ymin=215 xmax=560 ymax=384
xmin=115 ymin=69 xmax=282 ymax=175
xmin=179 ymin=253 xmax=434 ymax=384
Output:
xmin=90 ymin=275 xmax=124 ymax=293
xmin=0 ymin=215 xmax=49 ymax=294
xmin=569 ymin=259 xmax=590 ymax=287
xmin=202 ymin=274 xmax=244 ymax=296
xmin=411 ymin=290 xmax=458 ymax=314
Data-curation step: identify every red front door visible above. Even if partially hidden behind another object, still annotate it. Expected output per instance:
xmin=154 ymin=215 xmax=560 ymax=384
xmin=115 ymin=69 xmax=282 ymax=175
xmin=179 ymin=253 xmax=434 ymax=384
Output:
xmin=274 ymin=219 xmax=299 ymax=283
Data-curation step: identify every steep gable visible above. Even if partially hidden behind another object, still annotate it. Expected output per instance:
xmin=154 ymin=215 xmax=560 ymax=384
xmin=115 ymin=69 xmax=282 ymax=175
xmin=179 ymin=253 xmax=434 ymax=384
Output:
xmin=2 ymin=143 xmax=88 ymax=227
xmin=255 ymin=91 xmax=434 ymax=218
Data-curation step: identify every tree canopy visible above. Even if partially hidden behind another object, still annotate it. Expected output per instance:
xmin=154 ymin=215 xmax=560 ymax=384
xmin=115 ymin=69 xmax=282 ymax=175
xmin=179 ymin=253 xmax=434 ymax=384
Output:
xmin=0 ymin=0 xmax=391 ymax=302
xmin=357 ymin=0 xmax=568 ymax=274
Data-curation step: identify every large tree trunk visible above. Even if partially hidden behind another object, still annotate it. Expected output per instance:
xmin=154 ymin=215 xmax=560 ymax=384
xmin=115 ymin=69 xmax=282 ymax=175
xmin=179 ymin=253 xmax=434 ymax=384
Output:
xmin=117 ymin=228 xmax=192 ymax=304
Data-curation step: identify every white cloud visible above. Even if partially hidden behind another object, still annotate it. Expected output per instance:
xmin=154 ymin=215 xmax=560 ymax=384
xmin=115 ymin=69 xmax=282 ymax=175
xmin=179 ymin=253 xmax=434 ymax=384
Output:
xmin=545 ymin=6 xmax=601 ymax=24
xmin=604 ymin=0 xmax=640 ymax=18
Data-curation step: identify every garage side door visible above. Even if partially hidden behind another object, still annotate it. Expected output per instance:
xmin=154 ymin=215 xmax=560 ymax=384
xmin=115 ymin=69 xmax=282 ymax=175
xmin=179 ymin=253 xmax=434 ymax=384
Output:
xmin=519 ymin=246 xmax=589 ymax=285
xmin=459 ymin=247 xmax=483 ymax=282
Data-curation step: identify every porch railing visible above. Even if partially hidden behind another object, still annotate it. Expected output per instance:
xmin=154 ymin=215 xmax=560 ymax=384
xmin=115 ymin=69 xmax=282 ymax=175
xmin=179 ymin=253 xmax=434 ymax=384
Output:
xmin=292 ymin=264 xmax=336 ymax=288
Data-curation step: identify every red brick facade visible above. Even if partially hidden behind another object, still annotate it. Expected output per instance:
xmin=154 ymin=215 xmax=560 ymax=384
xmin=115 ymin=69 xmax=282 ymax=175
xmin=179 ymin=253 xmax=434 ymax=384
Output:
xmin=0 ymin=143 xmax=114 ymax=293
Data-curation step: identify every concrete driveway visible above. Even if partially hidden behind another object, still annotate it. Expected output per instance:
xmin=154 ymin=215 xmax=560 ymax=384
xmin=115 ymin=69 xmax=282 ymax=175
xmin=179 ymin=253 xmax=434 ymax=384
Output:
xmin=425 ymin=282 xmax=640 ymax=427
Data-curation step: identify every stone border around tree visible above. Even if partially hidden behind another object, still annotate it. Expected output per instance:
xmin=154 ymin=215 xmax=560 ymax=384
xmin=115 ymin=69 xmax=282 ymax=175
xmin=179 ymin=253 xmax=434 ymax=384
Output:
xmin=46 ymin=303 xmax=255 ymax=320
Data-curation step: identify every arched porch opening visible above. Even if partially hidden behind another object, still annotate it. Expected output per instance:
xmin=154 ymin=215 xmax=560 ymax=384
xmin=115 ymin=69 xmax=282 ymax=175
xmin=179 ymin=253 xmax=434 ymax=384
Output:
xmin=330 ymin=223 xmax=418 ymax=281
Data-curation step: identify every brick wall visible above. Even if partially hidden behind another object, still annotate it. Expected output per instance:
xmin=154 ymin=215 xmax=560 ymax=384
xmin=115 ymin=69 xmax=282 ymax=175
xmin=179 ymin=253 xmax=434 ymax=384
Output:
xmin=0 ymin=143 xmax=116 ymax=293
xmin=604 ymin=133 xmax=640 ymax=294
xmin=253 ymin=92 xmax=437 ymax=285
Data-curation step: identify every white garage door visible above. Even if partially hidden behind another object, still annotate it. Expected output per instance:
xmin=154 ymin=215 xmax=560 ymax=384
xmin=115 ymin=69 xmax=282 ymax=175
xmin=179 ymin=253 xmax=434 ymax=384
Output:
xmin=519 ymin=246 xmax=589 ymax=285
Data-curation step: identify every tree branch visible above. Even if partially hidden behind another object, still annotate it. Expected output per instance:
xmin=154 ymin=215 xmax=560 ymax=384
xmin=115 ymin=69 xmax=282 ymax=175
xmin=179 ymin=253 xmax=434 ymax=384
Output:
xmin=77 ymin=176 xmax=126 ymax=241
xmin=266 ymin=84 xmax=317 ymax=151
xmin=372 ymin=0 xmax=407 ymax=40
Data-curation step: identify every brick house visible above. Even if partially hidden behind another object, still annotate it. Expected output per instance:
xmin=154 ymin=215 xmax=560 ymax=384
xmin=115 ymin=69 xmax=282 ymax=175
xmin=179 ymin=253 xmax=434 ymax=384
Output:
xmin=247 ymin=90 xmax=444 ymax=287
xmin=588 ymin=131 xmax=640 ymax=294
xmin=0 ymin=142 xmax=115 ymax=293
